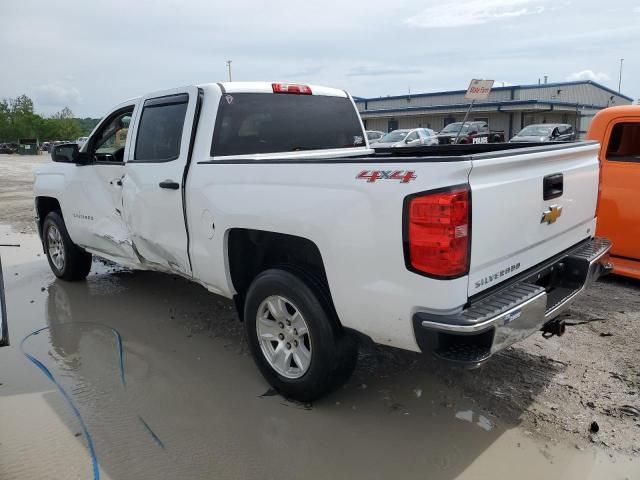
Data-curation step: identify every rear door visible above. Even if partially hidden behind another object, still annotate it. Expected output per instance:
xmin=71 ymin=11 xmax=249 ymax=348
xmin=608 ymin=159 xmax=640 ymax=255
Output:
xmin=467 ymin=143 xmax=600 ymax=296
xmin=122 ymin=86 xmax=200 ymax=276
xmin=597 ymin=120 xmax=640 ymax=261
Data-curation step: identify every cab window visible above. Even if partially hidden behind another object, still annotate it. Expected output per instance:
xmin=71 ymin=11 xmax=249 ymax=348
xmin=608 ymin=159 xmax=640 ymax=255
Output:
xmin=91 ymin=108 xmax=134 ymax=163
xmin=606 ymin=123 xmax=640 ymax=163
xmin=133 ymin=94 xmax=189 ymax=162
xmin=212 ymin=93 xmax=364 ymax=156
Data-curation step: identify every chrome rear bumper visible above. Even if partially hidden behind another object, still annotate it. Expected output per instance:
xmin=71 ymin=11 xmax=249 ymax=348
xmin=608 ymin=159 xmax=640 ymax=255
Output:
xmin=413 ymin=237 xmax=612 ymax=367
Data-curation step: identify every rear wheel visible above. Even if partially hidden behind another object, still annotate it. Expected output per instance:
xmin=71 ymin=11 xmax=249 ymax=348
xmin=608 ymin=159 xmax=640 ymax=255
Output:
xmin=244 ymin=268 xmax=357 ymax=402
xmin=43 ymin=212 xmax=92 ymax=281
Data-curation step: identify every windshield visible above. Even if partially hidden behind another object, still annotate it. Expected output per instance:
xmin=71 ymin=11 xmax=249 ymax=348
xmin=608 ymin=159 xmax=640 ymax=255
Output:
xmin=518 ymin=125 xmax=553 ymax=136
xmin=379 ymin=130 xmax=408 ymax=143
xmin=212 ymin=93 xmax=364 ymax=156
xmin=440 ymin=123 xmax=470 ymax=134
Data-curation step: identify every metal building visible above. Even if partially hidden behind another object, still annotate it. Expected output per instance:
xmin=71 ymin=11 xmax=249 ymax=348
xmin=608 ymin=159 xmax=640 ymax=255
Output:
xmin=355 ymin=80 xmax=633 ymax=139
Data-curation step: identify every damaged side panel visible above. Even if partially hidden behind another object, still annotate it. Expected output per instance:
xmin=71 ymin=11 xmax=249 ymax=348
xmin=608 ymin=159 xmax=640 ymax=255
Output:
xmin=91 ymin=212 xmax=137 ymax=258
xmin=119 ymin=86 xmax=200 ymax=278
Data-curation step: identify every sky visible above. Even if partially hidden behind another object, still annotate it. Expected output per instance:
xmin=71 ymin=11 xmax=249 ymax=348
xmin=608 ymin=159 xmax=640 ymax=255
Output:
xmin=0 ymin=0 xmax=638 ymax=117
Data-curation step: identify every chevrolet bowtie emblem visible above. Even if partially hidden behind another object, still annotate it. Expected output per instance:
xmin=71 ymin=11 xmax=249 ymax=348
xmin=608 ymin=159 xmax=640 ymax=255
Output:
xmin=541 ymin=205 xmax=563 ymax=224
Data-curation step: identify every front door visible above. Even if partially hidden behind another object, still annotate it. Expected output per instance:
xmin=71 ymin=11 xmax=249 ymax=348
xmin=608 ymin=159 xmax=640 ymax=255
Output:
xmin=63 ymin=104 xmax=139 ymax=263
xmin=597 ymin=120 xmax=640 ymax=262
xmin=122 ymin=86 xmax=200 ymax=276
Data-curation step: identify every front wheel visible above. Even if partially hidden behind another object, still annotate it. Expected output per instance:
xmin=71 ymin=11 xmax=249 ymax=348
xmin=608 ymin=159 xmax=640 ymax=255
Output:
xmin=43 ymin=212 xmax=92 ymax=281
xmin=244 ymin=268 xmax=357 ymax=402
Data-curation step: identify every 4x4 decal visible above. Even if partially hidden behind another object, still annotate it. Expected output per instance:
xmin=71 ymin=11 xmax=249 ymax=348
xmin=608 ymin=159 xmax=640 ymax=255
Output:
xmin=356 ymin=170 xmax=416 ymax=183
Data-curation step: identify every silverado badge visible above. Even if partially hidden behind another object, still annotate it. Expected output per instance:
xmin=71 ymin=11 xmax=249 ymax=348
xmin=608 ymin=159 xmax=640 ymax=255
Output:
xmin=541 ymin=205 xmax=563 ymax=224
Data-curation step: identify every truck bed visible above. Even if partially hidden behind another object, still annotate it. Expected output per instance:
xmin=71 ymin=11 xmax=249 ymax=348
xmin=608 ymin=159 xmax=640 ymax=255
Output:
xmin=372 ymin=140 xmax=590 ymax=159
xmin=207 ymin=141 xmax=593 ymax=164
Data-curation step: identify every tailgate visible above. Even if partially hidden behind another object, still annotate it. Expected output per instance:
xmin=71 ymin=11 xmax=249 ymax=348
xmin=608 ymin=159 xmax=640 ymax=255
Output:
xmin=468 ymin=142 xmax=600 ymax=296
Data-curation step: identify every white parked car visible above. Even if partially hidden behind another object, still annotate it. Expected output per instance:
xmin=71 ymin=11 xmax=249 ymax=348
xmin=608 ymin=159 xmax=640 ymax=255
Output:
xmin=374 ymin=128 xmax=438 ymax=148
xmin=36 ymin=81 xmax=610 ymax=400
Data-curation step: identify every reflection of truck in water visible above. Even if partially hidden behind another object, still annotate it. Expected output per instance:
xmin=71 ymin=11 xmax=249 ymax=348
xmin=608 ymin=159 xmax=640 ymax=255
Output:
xmin=35 ymin=81 xmax=610 ymax=401
xmin=437 ymin=121 xmax=505 ymax=144
xmin=0 ymin=254 xmax=8 ymax=347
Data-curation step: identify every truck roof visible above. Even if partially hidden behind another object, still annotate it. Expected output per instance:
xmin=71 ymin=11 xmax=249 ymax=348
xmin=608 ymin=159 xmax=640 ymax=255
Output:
xmin=115 ymin=82 xmax=350 ymax=109
xmin=200 ymin=82 xmax=349 ymax=98
xmin=587 ymin=105 xmax=640 ymax=141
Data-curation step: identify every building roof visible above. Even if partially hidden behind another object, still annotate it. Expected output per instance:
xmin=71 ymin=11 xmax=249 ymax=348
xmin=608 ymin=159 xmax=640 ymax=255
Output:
xmin=355 ymin=80 xmax=634 ymax=104
xmin=358 ymin=99 xmax=612 ymax=117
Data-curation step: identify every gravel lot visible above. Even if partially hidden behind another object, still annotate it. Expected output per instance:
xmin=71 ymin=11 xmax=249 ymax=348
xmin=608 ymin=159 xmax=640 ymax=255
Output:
xmin=0 ymin=153 xmax=638 ymax=479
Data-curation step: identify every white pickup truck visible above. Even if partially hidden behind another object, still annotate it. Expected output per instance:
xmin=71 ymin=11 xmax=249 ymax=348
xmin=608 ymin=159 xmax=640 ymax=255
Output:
xmin=34 ymin=82 xmax=611 ymax=401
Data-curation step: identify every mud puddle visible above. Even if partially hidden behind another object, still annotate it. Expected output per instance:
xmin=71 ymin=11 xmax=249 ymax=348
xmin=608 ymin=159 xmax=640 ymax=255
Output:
xmin=0 ymin=227 xmax=638 ymax=479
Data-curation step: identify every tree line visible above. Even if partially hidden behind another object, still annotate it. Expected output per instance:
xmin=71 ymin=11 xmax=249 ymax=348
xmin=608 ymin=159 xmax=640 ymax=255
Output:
xmin=0 ymin=94 xmax=100 ymax=142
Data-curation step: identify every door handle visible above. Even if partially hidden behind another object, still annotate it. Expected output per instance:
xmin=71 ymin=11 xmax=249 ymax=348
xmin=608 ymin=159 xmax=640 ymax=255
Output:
xmin=159 ymin=180 xmax=180 ymax=190
xmin=543 ymin=173 xmax=563 ymax=200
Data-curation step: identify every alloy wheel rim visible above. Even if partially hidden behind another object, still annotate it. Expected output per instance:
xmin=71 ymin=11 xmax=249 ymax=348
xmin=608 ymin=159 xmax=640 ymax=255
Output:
xmin=47 ymin=225 xmax=65 ymax=271
xmin=256 ymin=295 xmax=312 ymax=379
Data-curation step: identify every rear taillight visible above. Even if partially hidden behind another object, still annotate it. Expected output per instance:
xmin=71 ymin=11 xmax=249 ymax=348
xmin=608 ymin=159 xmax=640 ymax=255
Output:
xmin=272 ymin=83 xmax=312 ymax=95
xmin=404 ymin=186 xmax=471 ymax=278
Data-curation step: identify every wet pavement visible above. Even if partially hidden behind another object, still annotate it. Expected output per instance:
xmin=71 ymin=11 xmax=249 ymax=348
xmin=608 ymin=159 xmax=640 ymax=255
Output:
xmin=0 ymin=225 xmax=638 ymax=479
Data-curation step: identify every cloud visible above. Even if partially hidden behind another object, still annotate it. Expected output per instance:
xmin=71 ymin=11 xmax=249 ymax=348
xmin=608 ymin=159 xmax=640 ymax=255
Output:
xmin=347 ymin=65 xmax=423 ymax=77
xmin=1 ymin=0 xmax=639 ymax=114
xmin=405 ymin=0 xmax=546 ymax=28
xmin=36 ymin=84 xmax=81 ymax=108
xmin=634 ymin=6 xmax=640 ymax=13
xmin=566 ymin=70 xmax=611 ymax=82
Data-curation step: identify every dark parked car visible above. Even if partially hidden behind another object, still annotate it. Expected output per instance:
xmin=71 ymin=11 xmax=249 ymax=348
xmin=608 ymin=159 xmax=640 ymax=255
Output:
xmin=510 ymin=123 xmax=576 ymax=143
xmin=437 ymin=121 xmax=505 ymax=144
xmin=0 ymin=143 xmax=18 ymax=154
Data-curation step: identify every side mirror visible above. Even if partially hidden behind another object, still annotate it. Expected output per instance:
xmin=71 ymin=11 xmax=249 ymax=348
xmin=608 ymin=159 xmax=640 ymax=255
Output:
xmin=51 ymin=143 xmax=91 ymax=165
xmin=51 ymin=143 xmax=78 ymax=163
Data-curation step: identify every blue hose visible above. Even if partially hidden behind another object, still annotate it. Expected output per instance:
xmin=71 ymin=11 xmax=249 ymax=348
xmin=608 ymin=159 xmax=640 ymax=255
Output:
xmin=20 ymin=326 xmax=100 ymax=480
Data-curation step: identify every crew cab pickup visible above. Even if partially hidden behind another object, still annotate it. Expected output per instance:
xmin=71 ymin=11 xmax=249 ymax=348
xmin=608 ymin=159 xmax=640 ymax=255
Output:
xmin=35 ymin=82 xmax=611 ymax=401
xmin=587 ymin=105 xmax=640 ymax=279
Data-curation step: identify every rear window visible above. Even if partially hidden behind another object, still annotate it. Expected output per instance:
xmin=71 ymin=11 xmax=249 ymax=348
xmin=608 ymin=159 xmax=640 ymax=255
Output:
xmin=211 ymin=93 xmax=364 ymax=156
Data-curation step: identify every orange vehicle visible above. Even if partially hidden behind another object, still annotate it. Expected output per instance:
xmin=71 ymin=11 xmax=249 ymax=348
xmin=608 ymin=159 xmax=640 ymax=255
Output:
xmin=587 ymin=105 xmax=640 ymax=279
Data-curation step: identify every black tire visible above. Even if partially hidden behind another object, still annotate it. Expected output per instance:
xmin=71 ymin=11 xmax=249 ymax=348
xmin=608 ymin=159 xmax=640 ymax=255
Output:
xmin=244 ymin=267 xmax=357 ymax=402
xmin=43 ymin=211 xmax=92 ymax=281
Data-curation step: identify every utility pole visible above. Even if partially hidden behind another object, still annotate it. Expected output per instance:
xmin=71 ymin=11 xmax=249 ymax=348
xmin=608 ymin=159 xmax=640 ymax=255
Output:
xmin=226 ymin=60 xmax=232 ymax=82
xmin=618 ymin=58 xmax=624 ymax=92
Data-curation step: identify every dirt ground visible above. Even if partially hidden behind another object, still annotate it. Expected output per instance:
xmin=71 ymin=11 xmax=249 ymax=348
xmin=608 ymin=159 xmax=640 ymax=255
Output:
xmin=0 ymin=153 xmax=638 ymax=479
xmin=0 ymin=154 xmax=42 ymax=233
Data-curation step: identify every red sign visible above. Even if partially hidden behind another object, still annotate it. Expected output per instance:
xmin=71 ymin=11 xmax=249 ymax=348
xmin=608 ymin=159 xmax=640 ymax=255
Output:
xmin=465 ymin=79 xmax=494 ymax=100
